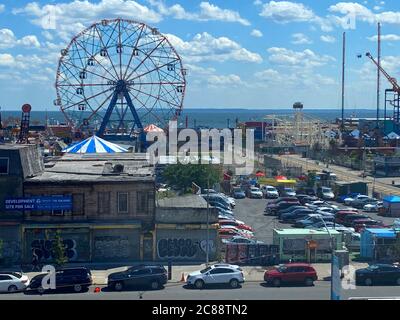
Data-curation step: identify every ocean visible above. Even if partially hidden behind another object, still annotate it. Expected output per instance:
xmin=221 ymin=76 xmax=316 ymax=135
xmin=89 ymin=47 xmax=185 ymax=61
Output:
xmin=1 ymin=109 xmax=379 ymax=129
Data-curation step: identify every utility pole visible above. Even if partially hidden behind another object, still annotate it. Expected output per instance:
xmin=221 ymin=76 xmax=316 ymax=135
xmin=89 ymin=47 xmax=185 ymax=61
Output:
xmin=341 ymin=32 xmax=346 ymax=130
xmin=377 ymin=22 xmax=381 ymax=131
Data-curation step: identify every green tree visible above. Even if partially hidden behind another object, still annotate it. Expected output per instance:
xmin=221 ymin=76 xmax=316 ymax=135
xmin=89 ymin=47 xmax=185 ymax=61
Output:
xmin=392 ymin=233 xmax=400 ymax=261
xmin=163 ymin=163 xmax=222 ymax=192
xmin=307 ymin=171 xmax=317 ymax=188
xmin=52 ymin=230 xmax=68 ymax=267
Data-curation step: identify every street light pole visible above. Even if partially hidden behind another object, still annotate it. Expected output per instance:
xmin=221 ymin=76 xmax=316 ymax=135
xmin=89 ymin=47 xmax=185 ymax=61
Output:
xmin=206 ymin=182 xmax=210 ymax=266
xmin=318 ymin=216 xmax=336 ymax=300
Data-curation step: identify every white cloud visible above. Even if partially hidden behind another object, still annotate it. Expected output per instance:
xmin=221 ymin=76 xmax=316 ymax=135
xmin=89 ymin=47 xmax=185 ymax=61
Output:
xmin=267 ymin=47 xmax=335 ymax=68
xmin=368 ymin=34 xmax=400 ymax=41
xmin=0 ymin=4 xmax=5 ymax=13
xmin=255 ymin=67 xmax=335 ymax=88
xmin=0 ymin=29 xmax=41 ymax=49
xmin=253 ymin=0 xmax=263 ymax=6
xmin=320 ymin=35 xmax=336 ymax=43
xmin=329 ymin=2 xmax=400 ymax=26
xmin=198 ymin=2 xmax=250 ymax=26
xmin=208 ymin=74 xmax=243 ymax=86
xmin=259 ymin=1 xmax=332 ymax=31
xmin=148 ymin=0 xmax=250 ymax=26
xmin=0 ymin=54 xmax=15 ymax=67
xmin=165 ymin=32 xmax=263 ymax=63
xmin=13 ymin=0 xmax=162 ymax=39
xmin=291 ymin=33 xmax=312 ymax=44
xmin=251 ymin=29 xmax=263 ymax=37
xmin=260 ymin=1 xmax=314 ymax=23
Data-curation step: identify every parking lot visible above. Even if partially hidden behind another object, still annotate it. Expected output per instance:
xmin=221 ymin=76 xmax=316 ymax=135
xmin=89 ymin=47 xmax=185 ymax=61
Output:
xmin=232 ymin=197 xmax=398 ymax=244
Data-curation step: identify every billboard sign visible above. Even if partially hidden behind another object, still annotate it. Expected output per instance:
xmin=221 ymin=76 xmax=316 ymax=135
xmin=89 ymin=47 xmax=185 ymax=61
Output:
xmin=5 ymin=196 xmax=72 ymax=211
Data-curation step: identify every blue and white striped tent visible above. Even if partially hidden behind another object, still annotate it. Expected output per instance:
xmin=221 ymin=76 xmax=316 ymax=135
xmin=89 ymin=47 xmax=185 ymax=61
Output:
xmin=62 ymin=135 xmax=129 ymax=154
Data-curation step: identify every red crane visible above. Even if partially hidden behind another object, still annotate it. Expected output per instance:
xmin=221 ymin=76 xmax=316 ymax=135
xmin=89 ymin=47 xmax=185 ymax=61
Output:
xmin=366 ymin=52 xmax=400 ymax=93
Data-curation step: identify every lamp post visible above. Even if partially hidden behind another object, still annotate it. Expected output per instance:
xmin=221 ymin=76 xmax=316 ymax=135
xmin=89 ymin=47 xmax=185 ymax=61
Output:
xmin=318 ymin=216 xmax=337 ymax=300
xmin=206 ymin=180 xmax=210 ymax=266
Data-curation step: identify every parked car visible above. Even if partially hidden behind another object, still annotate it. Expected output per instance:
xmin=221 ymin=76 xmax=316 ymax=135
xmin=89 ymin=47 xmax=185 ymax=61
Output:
xmin=231 ymin=187 xmax=246 ymax=199
xmin=352 ymin=197 xmax=378 ymax=209
xmin=218 ymin=228 xmax=243 ymax=239
xmin=337 ymin=192 xmax=360 ymax=203
xmin=222 ymin=236 xmax=264 ymax=245
xmin=219 ymin=225 xmax=254 ymax=238
xmin=364 ymin=201 xmax=383 ymax=212
xmin=277 ymin=206 xmax=308 ymax=219
xmin=352 ymin=219 xmax=388 ymax=233
xmin=342 ymin=214 xmax=370 ymax=227
xmin=29 ymin=267 xmax=92 ymax=293
xmin=186 ymin=264 xmax=245 ymax=289
xmin=280 ymin=209 xmax=314 ymax=223
xmin=318 ymin=187 xmax=335 ymax=200
xmin=209 ymin=201 xmax=232 ymax=212
xmin=344 ymin=194 xmax=369 ymax=206
xmin=299 ymin=187 xmax=316 ymax=196
xmin=202 ymin=194 xmax=232 ymax=209
xmin=107 ymin=265 xmax=167 ymax=291
xmin=0 ymin=272 xmax=30 ymax=293
xmin=261 ymin=185 xmax=279 ymax=199
xmin=280 ymin=187 xmax=296 ymax=197
xmin=306 ymin=222 xmax=355 ymax=233
xmin=335 ymin=210 xmax=361 ymax=224
xmin=264 ymin=263 xmax=317 ymax=287
xmin=247 ymin=187 xmax=263 ymax=199
xmin=293 ymin=214 xmax=335 ymax=228
xmin=355 ymin=264 xmax=400 ymax=286
xmin=298 ymin=195 xmax=319 ymax=205
xmin=218 ymin=219 xmax=253 ymax=231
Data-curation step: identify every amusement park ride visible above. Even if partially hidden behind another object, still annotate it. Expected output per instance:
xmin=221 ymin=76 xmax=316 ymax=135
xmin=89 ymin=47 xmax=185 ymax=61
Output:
xmin=54 ymin=18 xmax=187 ymax=148
xmin=365 ymin=52 xmax=400 ymax=133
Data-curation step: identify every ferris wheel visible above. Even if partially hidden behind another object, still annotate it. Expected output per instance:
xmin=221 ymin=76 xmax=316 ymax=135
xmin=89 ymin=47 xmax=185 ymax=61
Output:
xmin=54 ymin=18 xmax=186 ymax=139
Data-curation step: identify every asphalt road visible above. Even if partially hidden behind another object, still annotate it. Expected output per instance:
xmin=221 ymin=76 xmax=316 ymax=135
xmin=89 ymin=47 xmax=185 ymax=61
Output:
xmin=1 ymin=282 xmax=399 ymax=300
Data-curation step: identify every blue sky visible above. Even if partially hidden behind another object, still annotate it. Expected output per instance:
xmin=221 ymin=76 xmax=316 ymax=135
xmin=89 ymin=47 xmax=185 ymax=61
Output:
xmin=0 ymin=0 xmax=400 ymax=111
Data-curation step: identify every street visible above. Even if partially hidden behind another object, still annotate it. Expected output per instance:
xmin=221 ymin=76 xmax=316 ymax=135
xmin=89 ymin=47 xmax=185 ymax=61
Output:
xmin=1 ymin=281 xmax=399 ymax=300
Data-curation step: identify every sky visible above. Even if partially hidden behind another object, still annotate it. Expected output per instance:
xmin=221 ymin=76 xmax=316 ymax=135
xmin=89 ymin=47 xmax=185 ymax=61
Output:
xmin=0 ymin=0 xmax=400 ymax=111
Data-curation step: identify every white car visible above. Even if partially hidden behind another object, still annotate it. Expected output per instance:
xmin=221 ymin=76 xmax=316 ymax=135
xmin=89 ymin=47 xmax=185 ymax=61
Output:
xmin=247 ymin=187 xmax=263 ymax=199
xmin=363 ymin=202 xmax=383 ymax=212
xmin=186 ymin=264 xmax=245 ymax=289
xmin=320 ymin=187 xmax=335 ymax=200
xmin=0 ymin=272 xmax=30 ymax=293
xmin=344 ymin=195 xmax=369 ymax=206
xmin=261 ymin=185 xmax=279 ymax=199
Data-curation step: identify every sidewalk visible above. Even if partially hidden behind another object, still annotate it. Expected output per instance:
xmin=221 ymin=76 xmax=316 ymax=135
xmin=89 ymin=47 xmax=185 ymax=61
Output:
xmin=18 ymin=262 xmax=370 ymax=285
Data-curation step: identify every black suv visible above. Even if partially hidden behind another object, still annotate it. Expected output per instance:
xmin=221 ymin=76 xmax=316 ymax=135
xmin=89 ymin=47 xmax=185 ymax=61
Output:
xmin=107 ymin=265 xmax=167 ymax=291
xmin=29 ymin=267 xmax=92 ymax=293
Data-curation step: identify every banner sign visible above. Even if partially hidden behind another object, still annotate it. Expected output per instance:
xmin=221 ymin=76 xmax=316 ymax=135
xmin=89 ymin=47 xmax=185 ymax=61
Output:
xmin=5 ymin=196 xmax=72 ymax=211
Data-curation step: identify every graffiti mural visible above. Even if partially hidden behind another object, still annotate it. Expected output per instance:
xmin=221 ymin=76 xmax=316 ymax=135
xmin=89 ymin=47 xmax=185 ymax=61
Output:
xmin=94 ymin=236 xmax=130 ymax=259
xmin=2 ymin=241 xmax=21 ymax=262
xmin=157 ymin=238 xmax=215 ymax=259
xmin=31 ymin=239 xmax=78 ymax=261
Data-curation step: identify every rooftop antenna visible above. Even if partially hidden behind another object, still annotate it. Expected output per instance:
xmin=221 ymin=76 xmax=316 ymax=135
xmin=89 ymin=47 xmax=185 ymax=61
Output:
xmin=341 ymin=32 xmax=346 ymax=130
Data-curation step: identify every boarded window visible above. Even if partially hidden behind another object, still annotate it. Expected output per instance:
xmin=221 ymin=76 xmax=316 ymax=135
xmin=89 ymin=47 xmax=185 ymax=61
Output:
xmin=98 ymin=192 xmax=111 ymax=215
xmin=73 ymin=193 xmax=84 ymax=215
xmin=118 ymin=192 xmax=128 ymax=213
xmin=0 ymin=158 xmax=9 ymax=174
xmin=136 ymin=192 xmax=148 ymax=214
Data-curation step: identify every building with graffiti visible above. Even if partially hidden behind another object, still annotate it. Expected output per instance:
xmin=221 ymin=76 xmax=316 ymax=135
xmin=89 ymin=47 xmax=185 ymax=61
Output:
xmin=155 ymin=195 xmax=219 ymax=262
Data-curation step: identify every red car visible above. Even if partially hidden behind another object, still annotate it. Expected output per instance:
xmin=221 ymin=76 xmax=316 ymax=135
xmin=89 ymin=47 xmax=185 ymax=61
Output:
xmin=353 ymin=219 xmax=389 ymax=232
xmin=335 ymin=211 xmax=358 ymax=224
xmin=218 ymin=228 xmax=242 ymax=240
xmin=218 ymin=219 xmax=253 ymax=231
xmin=264 ymin=263 xmax=318 ymax=287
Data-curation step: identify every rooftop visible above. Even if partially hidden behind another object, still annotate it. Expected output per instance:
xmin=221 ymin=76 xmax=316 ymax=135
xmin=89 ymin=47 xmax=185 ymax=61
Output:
xmin=157 ymin=195 xmax=208 ymax=209
xmin=25 ymin=154 xmax=154 ymax=184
